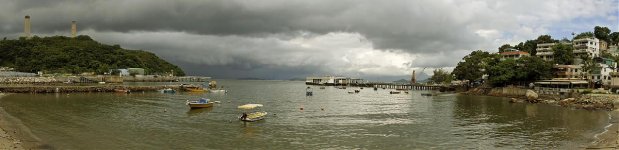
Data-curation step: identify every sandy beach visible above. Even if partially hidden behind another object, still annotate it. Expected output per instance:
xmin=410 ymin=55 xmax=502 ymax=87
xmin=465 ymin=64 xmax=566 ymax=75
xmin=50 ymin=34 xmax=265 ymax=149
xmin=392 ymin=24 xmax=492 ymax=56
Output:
xmin=0 ymin=93 xmax=24 ymax=150
xmin=586 ymin=110 xmax=619 ymax=149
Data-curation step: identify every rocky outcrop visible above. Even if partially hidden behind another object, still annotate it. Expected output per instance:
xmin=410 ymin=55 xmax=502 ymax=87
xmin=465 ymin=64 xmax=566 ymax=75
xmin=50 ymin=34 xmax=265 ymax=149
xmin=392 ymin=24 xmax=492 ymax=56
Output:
xmin=525 ymin=90 xmax=538 ymax=101
xmin=464 ymin=87 xmax=619 ymax=111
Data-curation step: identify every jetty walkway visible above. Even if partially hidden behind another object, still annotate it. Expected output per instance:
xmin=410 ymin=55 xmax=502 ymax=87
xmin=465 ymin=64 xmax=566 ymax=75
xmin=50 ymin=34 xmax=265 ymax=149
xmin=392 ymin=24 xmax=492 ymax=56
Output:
xmin=308 ymin=82 xmax=447 ymax=91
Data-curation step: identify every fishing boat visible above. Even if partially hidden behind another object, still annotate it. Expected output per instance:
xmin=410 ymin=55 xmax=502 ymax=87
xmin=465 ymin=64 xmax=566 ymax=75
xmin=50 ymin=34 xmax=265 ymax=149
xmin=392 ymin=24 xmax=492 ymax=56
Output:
xmin=159 ymin=88 xmax=176 ymax=94
xmin=186 ymin=98 xmax=214 ymax=109
xmin=184 ymin=86 xmax=206 ymax=92
xmin=114 ymin=88 xmax=130 ymax=94
xmin=238 ymin=104 xmax=267 ymax=122
xmin=389 ymin=91 xmax=401 ymax=94
xmin=239 ymin=111 xmax=268 ymax=122
xmin=306 ymin=87 xmax=313 ymax=96
xmin=209 ymin=89 xmax=227 ymax=93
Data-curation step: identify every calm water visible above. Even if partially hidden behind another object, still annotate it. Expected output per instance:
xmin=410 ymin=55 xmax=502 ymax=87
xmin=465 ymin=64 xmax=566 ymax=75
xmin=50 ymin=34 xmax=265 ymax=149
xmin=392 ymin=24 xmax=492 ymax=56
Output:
xmin=0 ymin=80 xmax=611 ymax=149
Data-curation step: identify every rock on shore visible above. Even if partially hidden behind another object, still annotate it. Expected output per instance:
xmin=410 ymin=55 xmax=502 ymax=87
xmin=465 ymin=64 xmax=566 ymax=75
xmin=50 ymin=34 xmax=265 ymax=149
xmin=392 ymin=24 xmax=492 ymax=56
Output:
xmin=465 ymin=87 xmax=619 ymax=111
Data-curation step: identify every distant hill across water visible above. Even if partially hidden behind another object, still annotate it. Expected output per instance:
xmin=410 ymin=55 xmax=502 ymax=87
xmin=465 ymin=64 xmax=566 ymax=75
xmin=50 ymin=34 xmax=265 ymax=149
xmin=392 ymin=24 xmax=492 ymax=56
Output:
xmin=0 ymin=35 xmax=185 ymax=76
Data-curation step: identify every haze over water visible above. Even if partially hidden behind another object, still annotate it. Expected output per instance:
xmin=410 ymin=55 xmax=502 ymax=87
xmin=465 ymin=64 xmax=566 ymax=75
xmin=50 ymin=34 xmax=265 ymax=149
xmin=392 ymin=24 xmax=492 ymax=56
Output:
xmin=0 ymin=80 xmax=610 ymax=149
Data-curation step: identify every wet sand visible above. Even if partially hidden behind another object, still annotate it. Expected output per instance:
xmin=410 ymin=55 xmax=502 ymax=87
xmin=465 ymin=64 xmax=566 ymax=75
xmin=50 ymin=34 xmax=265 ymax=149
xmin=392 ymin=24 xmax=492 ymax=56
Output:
xmin=587 ymin=110 xmax=619 ymax=149
xmin=0 ymin=93 xmax=24 ymax=150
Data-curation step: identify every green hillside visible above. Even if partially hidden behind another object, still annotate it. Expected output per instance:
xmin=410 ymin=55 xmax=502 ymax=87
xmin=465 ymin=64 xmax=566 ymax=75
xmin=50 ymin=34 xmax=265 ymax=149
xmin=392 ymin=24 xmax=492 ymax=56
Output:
xmin=0 ymin=35 xmax=185 ymax=76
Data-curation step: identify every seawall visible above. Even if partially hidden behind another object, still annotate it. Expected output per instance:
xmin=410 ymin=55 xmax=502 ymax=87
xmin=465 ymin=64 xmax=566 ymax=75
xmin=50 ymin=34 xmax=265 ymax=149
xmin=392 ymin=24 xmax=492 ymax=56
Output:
xmin=0 ymin=85 xmax=180 ymax=93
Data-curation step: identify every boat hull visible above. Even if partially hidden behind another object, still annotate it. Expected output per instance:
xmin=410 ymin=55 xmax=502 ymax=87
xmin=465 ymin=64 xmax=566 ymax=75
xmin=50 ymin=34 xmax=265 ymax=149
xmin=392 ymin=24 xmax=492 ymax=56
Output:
xmin=240 ymin=112 xmax=267 ymax=122
xmin=188 ymin=102 xmax=214 ymax=109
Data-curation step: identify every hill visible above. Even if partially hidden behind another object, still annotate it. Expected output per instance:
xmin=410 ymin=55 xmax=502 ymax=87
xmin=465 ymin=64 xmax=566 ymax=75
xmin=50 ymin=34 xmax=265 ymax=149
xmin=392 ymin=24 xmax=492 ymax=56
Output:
xmin=0 ymin=36 xmax=185 ymax=76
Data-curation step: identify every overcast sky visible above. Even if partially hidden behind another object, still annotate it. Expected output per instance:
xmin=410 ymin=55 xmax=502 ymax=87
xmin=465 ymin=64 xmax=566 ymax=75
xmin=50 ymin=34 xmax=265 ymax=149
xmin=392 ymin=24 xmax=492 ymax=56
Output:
xmin=0 ymin=0 xmax=617 ymax=80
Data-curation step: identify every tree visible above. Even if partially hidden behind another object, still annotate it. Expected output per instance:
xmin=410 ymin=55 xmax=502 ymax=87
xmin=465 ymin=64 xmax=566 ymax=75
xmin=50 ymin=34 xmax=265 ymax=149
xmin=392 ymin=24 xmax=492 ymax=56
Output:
xmin=0 ymin=36 xmax=186 ymax=76
xmin=552 ymin=43 xmax=574 ymax=65
xmin=594 ymin=26 xmax=611 ymax=42
xmin=536 ymin=35 xmax=557 ymax=44
xmin=487 ymin=59 xmax=517 ymax=86
xmin=486 ymin=56 xmax=552 ymax=87
xmin=429 ymin=69 xmax=453 ymax=84
xmin=498 ymin=44 xmax=513 ymax=53
xmin=580 ymin=55 xmax=600 ymax=88
xmin=574 ymin=32 xmax=594 ymax=39
xmin=452 ymin=50 xmax=500 ymax=83
xmin=515 ymin=56 xmax=553 ymax=81
xmin=513 ymin=40 xmax=538 ymax=55
xmin=610 ymin=32 xmax=619 ymax=45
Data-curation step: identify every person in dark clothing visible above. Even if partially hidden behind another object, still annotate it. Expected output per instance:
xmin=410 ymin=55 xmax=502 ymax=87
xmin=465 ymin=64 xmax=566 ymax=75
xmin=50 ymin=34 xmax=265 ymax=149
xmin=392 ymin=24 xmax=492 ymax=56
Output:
xmin=241 ymin=113 xmax=248 ymax=120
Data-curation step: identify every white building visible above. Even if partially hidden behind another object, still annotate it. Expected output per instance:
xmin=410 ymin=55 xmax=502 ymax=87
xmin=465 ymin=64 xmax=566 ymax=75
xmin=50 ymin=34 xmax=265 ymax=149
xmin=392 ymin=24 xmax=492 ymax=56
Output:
xmin=306 ymin=76 xmax=363 ymax=85
xmin=572 ymin=37 xmax=600 ymax=64
xmin=536 ymin=43 xmax=556 ymax=61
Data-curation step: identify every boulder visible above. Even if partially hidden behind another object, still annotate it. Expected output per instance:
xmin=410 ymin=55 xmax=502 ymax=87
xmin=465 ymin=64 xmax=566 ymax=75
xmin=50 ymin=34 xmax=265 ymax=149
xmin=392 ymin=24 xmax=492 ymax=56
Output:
xmin=525 ymin=90 xmax=538 ymax=101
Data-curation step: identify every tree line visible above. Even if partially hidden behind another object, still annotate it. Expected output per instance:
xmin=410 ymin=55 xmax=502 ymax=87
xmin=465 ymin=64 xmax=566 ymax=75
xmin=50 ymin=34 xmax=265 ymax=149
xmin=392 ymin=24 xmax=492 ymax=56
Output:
xmin=0 ymin=35 xmax=185 ymax=76
xmin=432 ymin=26 xmax=619 ymax=86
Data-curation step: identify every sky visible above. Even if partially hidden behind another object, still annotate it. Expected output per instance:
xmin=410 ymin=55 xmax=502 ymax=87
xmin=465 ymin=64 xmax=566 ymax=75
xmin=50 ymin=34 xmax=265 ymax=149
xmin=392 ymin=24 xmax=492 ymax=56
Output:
xmin=0 ymin=0 xmax=617 ymax=81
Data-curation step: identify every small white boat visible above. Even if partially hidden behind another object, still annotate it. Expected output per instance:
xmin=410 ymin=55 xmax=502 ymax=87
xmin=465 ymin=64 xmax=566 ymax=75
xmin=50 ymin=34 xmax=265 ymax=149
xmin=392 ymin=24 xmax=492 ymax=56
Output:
xmin=159 ymin=88 xmax=176 ymax=93
xmin=186 ymin=98 xmax=214 ymax=109
xmin=238 ymin=104 xmax=266 ymax=122
xmin=239 ymin=111 xmax=268 ymax=122
xmin=210 ymin=89 xmax=227 ymax=93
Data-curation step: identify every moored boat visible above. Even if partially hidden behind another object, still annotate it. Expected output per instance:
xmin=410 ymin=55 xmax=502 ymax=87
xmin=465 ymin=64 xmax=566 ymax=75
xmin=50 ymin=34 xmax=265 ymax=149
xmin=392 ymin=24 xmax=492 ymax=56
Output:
xmin=186 ymin=98 xmax=214 ymax=109
xmin=239 ymin=111 xmax=268 ymax=122
xmin=184 ymin=86 xmax=206 ymax=92
xmin=159 ymin=88 xmax=176 ymax=93
xmin=209 ymin=89 xmax=227 ymax=93
xmin=114 ymin=88 xmax=130 ymax=94
xmin=389 ymin=91 xmax=401 ymax=94
xmin=238 ymin=104 xmax=266 ymax=122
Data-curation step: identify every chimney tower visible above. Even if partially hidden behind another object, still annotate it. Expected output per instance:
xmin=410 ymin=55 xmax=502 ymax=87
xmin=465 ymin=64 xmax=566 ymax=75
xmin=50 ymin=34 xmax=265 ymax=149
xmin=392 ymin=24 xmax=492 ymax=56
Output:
xmin=71 ymin=21 xmax=77 ymax=38
xmin=411 ymin=70 xmax=417 ymax=84
xmin=23 ymin=15 xmax=31 ymax=38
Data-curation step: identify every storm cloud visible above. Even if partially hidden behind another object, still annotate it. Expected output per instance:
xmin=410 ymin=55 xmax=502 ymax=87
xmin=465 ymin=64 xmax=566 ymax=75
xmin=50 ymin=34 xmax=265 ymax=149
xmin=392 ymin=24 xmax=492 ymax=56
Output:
xmin=0 ymin=0 xmax=617 ymax=80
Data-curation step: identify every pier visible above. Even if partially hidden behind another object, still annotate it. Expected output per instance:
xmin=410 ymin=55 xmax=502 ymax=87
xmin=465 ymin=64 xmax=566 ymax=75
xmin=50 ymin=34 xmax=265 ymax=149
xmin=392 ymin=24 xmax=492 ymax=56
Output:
xmin=305 ymin=76 xmax=446 ymax=91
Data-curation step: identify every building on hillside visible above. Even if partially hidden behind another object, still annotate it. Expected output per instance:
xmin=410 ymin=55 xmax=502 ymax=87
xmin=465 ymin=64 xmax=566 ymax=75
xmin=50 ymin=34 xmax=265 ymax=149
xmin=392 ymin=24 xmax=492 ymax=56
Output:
xmin=534 ymin=79 xmax=588 ymax=95
xmin=552 ymin=65 xmax=584 ymax=79
xmin=609 ymin=45 xmax=619 ymax=56
xmin=610 ymin=72 xmax=619 ymax=91
xmin=499 ymin=51 xmax=530 ymax=60
xmin=536 ymin=43 xmax=556 ymax=61
xmin=572 ymin=37 xmax=600 ymax=64
xmin=600 ymin=40 xmax=609 ymax=52
xmin=591 ymin=58 xmax=618 ymax=87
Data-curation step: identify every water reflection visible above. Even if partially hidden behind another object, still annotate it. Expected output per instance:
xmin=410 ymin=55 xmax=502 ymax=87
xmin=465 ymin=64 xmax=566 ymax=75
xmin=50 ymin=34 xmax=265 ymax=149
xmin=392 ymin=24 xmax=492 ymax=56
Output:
xmin=452 ymin=95 xmax=608 ymax=148
xmin=0 ymin=80 xmax=611 ymax=149
xmin=186 ymin=107 xmax=213 ymax=116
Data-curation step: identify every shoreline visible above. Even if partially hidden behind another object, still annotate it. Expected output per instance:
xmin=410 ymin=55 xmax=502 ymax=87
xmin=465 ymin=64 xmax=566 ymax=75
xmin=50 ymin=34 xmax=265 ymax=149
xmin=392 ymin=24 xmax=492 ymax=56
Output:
xmin=461 ymin=87 xmax=619 ymax=149
xmin=586 ymin=110 xmax=619 ymax=149
xmin=0 ymin=93 xmax=24 ymax=150
xmin=0 ymin=93 xmax=46 ymax=150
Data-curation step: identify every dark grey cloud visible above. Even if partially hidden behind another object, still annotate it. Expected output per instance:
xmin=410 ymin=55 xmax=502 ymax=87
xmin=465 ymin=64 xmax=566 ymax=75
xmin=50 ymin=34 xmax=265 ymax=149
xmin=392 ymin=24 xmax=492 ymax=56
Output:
xmin=0 ymin=0 xmax=483 ymax=54
xmin=0 ymin=0 xmax=616 ymax=79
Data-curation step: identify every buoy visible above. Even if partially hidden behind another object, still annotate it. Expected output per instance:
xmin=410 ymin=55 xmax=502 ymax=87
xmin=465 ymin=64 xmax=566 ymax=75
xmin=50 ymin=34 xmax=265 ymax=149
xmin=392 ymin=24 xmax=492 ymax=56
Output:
xmin=321 ymin=108 xmax=324 ymax=111
xmin=300 ymin=107 xmax=304 ymax=110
